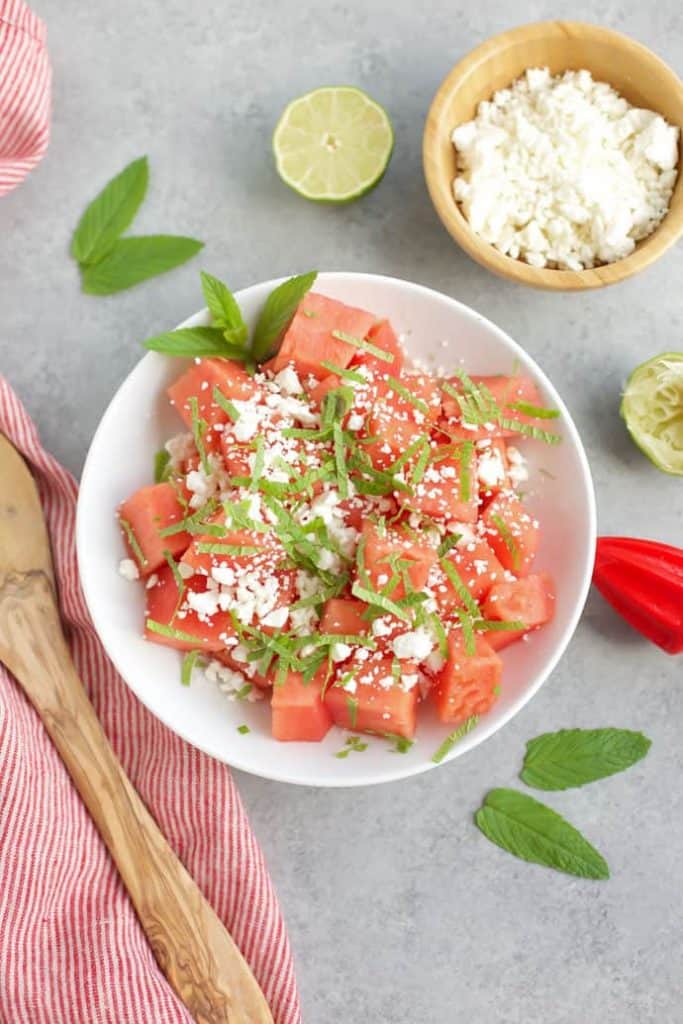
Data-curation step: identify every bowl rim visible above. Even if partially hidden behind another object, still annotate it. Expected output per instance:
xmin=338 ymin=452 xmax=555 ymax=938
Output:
xmin=423 ymin=20 xmax=683 ymax=291
xmin=77 ymin=271 xmax=597 ymax=787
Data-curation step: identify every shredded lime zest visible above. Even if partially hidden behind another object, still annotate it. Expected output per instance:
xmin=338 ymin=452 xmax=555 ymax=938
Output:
xmin=490 ymin=512 xmax=520 ymax=569
xmin=237 ymin=724 xmax=250 ymax=734
xmin=188 ymin=396 xmax=211 ymax=475
xmin=146 ymin=619 xmax=206 ymax=644
xmin=387 ymin=376 xmax=429 ymax=415
xmin=432 ymin=715 xmax=479 ymax=764
xmin=351 ymin=581 xmax=411 ymax=623
xmin=181 ymin=649 xmax=205 ymax=686
xmin=119 ymin=516 xmax=147 ymax=566
xmin=320 ymin=360 xmax=366 ymax=384
xmin=212 ymin=385 xmax=240 ymax=421
xmin=332 ymin=329 xmax=394 ymax=363
xmin=508 ymin=401 xmax=559 ymax=420
xmin=154 ymin=449 xmax=172 ymax=483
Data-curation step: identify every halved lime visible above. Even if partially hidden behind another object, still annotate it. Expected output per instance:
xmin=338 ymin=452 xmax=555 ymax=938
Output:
xmin=273 ymin=86 xmax=393 ymax=203
xmin=621 ymin=352 xmax=683 ymax=475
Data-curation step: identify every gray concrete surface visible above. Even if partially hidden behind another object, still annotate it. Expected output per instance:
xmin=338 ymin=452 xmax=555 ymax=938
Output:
xmin=2 ymin=1 xmax=682 ymax=1021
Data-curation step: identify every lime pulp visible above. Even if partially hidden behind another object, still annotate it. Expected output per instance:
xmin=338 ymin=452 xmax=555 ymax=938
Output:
xmin=620 ymin=352 xmax=683 ymax=475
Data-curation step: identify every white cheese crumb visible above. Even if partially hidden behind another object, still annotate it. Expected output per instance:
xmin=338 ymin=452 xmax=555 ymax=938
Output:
xmin=274 ymin=366 xmax=302 ymax=395
xmin=391 ymin=627 xmax=434 ymax=661
xmin=452 ymin=67 xmax=680 ymax=269
xmin=261 ymin=606 xmax=289 ymax=629
xmin=118 ymin=558 xmax=139 ymax=581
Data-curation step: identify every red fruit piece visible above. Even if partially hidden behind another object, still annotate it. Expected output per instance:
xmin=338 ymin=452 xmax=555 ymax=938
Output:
xmin=118 ymin=482 xmax=190 ymax=575
xmin=272 ymin=292 xmax=376 ymax=380
xmin=482 ymin=492 xmax=539 ymax=576
xmin=481 ymin=572 xmax=556 ymax=650
xmin=271 ymin=670 xmax=333 ymax=742
xmin=431 ymin=632 xmax=502 ymax=725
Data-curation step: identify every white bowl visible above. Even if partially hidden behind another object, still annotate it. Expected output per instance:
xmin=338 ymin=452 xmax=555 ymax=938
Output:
xmin=77 ymin=272 xmax=596 ymax=787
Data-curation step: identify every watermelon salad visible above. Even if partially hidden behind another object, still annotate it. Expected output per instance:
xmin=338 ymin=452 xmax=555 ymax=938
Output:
xmin=117 ymin=290 xmax=560 ymax=750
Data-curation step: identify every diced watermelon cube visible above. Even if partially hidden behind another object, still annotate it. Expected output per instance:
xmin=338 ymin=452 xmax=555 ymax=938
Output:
xmin=480 ymin=572 xmax=556 ymax=650
xmin=482 ymin=492 xmax=539 ymax=575
xmin=431 ymin=632 xmax=502 ymax=724
xmin=144 ymin=566 xmax=234 ymax=651
xmin=431 ymin=539 xmax=505 ymax=614
xmin=350 ymin=319 xmax=404 ymax=376
xmin=272 ymin=292 xmax=376 ymax=380
xmin=440 ymin=374 xmax=545 ymax=440
xmin=271 ymin=670 xmax=333 ymax=741
xmin=325 ymin=653 xmax=418 ymax=739
xmin=118 ymin=482 xmax=190 ymax=575
xmin=359 ymin=521 xmax=437 ymax=600
xmin=167 ymin=358 xmax=259 ymax=447
xmin=320 ymin=597 xmax=369 ymax=636
xmin=397 ymin=444 xmax=479 ymax=522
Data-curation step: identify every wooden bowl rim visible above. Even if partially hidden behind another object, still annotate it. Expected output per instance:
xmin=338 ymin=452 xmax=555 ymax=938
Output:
xmin=423 ymin=20 xmax=683 ymax=291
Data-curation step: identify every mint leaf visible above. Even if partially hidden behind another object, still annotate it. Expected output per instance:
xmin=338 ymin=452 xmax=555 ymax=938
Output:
xmin=71 ymin=156 xmax=149 ymax=265
xmin=251 ymin=271 xmax=317 ymax=361
xmin=154 ymin=448 xmax=171 ymax=483
xmin=144 ymin=326 xmax=246 ymax=358
xmin=81 ymin=235 xmax=203 ymax=295
xmin=200 ymin=271 xmax=246 ymax=335
xmin=520 ymin=728 xmax=652 ymax=791
xmin=475 ymin=788 xmax=609 ymax=880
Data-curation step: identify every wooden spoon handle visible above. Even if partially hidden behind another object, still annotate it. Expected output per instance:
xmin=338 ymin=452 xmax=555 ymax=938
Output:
xmin=0 ymin=571 xmax=273 ymax=1024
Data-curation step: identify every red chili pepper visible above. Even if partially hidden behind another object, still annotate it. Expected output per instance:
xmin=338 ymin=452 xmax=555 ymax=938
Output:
xmin=593 ymin=537 xmax=683 ymax=654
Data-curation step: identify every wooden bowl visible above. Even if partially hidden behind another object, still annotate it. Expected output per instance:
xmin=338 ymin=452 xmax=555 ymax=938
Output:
xmin=423 ymin=21 xmax=683 ymax=290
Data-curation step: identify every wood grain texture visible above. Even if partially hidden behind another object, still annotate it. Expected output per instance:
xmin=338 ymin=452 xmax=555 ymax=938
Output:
xmin=423 ymin=21 xmax=683 ymax=290
xmin=0 ymin=437 xmax=273 ymax=1024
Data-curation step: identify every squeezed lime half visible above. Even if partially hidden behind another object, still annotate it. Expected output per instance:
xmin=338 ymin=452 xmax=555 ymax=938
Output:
xmin=621 ymin=352 xmax=683 ymax=475
xmin=273 ymin=85 xmax=394 ymax=203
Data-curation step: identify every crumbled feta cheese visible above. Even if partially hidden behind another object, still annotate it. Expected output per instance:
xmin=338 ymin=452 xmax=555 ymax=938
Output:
xmin=347 ymin=413 xmax=365 ymax=431
xmin=477 ymin=445 xmax=506 ymax=488
xmin=205 ymin=659 xmax=263 ymax=701
xmin=506 ymin=445 xmax=529 ymax=486
xmin=331 ymin=642 xmax=352 ymax=663
xmin=165 ymin=432 xmax=194 ymax=468
xmin=261 ymin=606 xmax=289 ymax=629
xmin=178 ymin=562 xmax=195 ymax=580
xmin=452 ymin=67 xmax=679 ymax=269
xmin=145 ymin=573 xmax=159 ymax=589
xmin=391 ymin=627 xmax=434 ymax=661
xmin=274 ymin=366 xmax=302 ymax=395
xmin=118 ymin=558 xmax=139 ymax=581
xmin=187 ymin=589 xmax=221 ymax=618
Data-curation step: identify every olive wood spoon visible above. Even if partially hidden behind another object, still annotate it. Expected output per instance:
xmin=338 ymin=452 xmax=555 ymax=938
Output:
xmin=0 ymin=434 xmax=273 ymax=1024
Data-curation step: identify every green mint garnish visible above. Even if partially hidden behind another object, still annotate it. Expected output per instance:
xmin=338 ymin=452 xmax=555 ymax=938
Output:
xmin=119 ymin=516 xmax=147 ymax=567
xmin=71 ymin=156 xmax=149 ymax=266
xmin=154 ymin=448 xmax=172 ymax=483
xmin=200 ymin=270 xmax=248 ymax=344
xmin=386 ymin=376 xmax=430 ymax=415
xmin=188 ymin=396 xmax=211 ymax=476
xmin=237 ymin=724 xmax=251 ymax=735
xmin=146 ymin=619 xmax=206 ymax=645
xmin=432 ymin=715 xmax=479 ymax=763
xmin=475 ymin=789 xmax=609 ymax=880
xmin=181 ymin=649 xmax=205 ymax=687
xmin=346 ymin=696 xmax=359 ymax=729
xmin=251 ymin=271 xmax=317 ymax=361
xmin=212 ymin=386 xmax=240 ymax=422
xmin=520 ymin=728 xmax=652 ymax=791
xmin=81 ymin=235 xmax=203 ymax=296
xmin=331 ymin=329 xmax=394 ymax=363
xmin=320 ymin=361 xmax=367 ymax=384
xmin=351 ymin=582 xmax=411 ymax=623
xmin=490 ymin=513 xmax=520 ymax=569
xmin=437 ymin=533 xmax=461 ymax=558
xmin=508 ymin=401 xmax=560 ymax=420
xmin=440 ymin=557 xmax=479 ymax=617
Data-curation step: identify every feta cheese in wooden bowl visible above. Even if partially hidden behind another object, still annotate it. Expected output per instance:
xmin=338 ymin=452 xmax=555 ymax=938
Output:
xmin=423 ymin=21 xmax=683 ymax=290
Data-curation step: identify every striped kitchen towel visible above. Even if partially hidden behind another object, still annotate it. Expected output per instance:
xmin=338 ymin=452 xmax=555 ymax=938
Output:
xmin=0 ymin=0 xmax=51 ymax=197
xmin=0 ymin=375 xmax=302 ymax=1022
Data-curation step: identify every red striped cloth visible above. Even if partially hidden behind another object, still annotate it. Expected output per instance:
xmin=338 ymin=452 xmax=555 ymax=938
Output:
xmin=0 ymin=375 xmax=301 ymax=1022
xmin=0 ymin=0 xmax=51 ymax=197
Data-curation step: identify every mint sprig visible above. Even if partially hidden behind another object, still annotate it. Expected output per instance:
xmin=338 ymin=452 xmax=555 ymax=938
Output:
xmin=251 ymin=271 xmax=318 ymax=361
xmin=475 ymin=789 xmax=609 ymax=880
xmin=71 ymin=156 xmax=149 ymax=265
xmin=71 ymin=157 xmax=203 ymax=293
xmin=520 ymin=728 xmax=652 ymax=791
xmin=81 ymin=235 xmax=203 ymax=295
xmin=143 ymin=269 xmax=317 ymax=364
